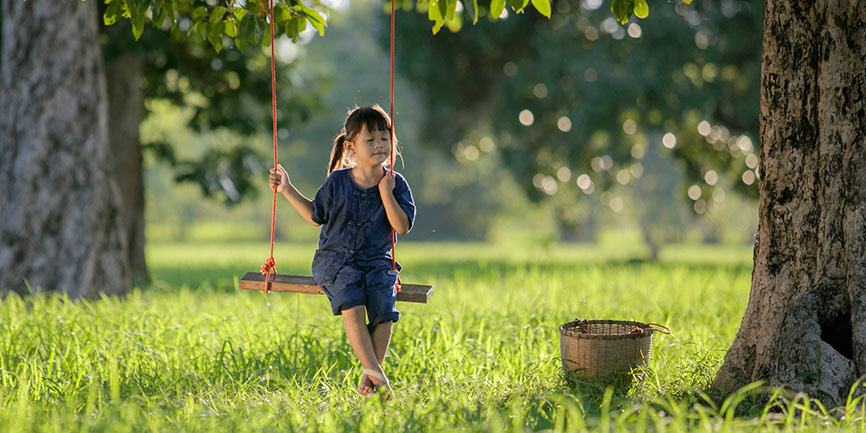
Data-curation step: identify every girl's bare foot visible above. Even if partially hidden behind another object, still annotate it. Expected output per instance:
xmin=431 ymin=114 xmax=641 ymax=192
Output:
xmin=358 ymin=373 xmax=376 ymax=396
xmin=363 ymin=369 xmax=394 ymax=401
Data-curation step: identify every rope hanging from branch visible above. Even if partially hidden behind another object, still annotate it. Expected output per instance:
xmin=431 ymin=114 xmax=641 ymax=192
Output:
xmin=260 ymin=0 xmax=401 ymax=292
xmin=259 ymin=0 xmax=280 ymax=293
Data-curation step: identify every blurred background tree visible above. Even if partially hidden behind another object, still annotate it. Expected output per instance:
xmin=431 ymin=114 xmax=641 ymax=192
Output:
xmin=390 ymin=0 xmax=761 ymax=256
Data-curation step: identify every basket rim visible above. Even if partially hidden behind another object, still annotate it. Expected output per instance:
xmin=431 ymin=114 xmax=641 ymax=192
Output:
xmin=560 ymin=319 xmax=655 ymax=340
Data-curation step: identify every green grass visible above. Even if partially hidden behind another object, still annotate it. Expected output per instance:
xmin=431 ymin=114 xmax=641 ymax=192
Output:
xmin=1 ymin=242 xmax=864 ymax=432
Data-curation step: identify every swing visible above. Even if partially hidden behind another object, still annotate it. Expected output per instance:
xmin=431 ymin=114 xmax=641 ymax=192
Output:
xmin=238 ymin=273 xmax=433 ymax=303
xmin=239 ymin=0 xmax=433 ymax=304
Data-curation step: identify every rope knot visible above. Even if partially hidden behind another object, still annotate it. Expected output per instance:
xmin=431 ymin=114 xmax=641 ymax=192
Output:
xmin=260 ymin=257 xmax=276 ymax=276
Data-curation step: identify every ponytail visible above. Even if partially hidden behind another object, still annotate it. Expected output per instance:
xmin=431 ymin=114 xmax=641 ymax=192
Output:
xmin=328 ymin=133 xmax=348 ymax=174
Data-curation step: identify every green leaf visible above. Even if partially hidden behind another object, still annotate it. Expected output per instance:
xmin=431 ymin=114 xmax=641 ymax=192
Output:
xmin=530 ymin=0 xmax=550 ymax=18
xmin=283 ymin=20 xmax=295 ymax=41
xmin=281 ymin=15 xmax=298 ymax=41
xmin=155 ymin=1 xmax=175 ymax=28
xmin=275 ymin=2 xmax=292 ymax=22
xmin=103 ymin=0 xmax=122 ymax=25
xmin=190 ymin=21 xmax=207 ymax=40
xmin=282 ymin=7 xmax=305 ymax=42
xmin=224 ymin=19 xmax=239 ymax=38
xmin=198 ymin=21 xmax=209 ymax=41
xmin=119 ymin=0 xmax=131 ymax=19
xmin=130 ymin=1 xmax=149 ymax=40
xmin=610 ymin=0 xmax=634 ymax=25
xmin=209 ymin=6 xmax=227 ymax=26
xmin=432 ymin=20 xmax=445 ymax=34
xmin=633 ymin=0 xmax=649 ymax=18
xmin=192 ymin=6 xmax=208 ymax=20
xmin=235 ymin=13 xmax=255 ymax=52
xmin=428 ymin=0 xmax=441 ymax=20
xmin=208 ymin=19 xmax=224 ymax=52
xmin=303 ymin=6 xmax=327 ymax=36
xmin=307 ymin=12 xmax=328 ymax=36
xmin=445 ymin=0 xmax=457 ymax=20
xmin=244 ymin=0 xmax=261 ymax=14
xmin=252 ymin=14 xmax=264 ymax=46
xmin=446 ymin=11 xmax=464 ymax=31
xmin=438 ymin=0 xmax=449 ymax=23
xmin=295 ymin=15 xmax=308 ymax=36
xmin=682 ymin=0 xmax=693 ymax=3
xmin=464 ymin=0 xmax=478 ymax=24
xmin=428 ymin=0 xmax=445 ymax=33
xmin=489 ymin=0 xmax=505 ymax=19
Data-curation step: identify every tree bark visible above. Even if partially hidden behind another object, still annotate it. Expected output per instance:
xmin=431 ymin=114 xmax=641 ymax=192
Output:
xmin=0 ymin=0 xmax=130 ymax=298
xmin=713 ymin=0 xmax=866 ymax=406
xmin=106 ymin=54 xmax=150 ymax=286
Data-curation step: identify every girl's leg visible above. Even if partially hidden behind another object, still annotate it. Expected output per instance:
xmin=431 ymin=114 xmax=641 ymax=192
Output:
xmin=370 ymin=321 xmax=393 ymax=364
xmin=342 ymin=306 xmax=391 ymax=395
xmin=342 ymin=306 xmax=380 ymax=371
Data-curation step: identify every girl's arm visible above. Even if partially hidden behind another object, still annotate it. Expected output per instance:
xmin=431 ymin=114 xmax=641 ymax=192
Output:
xmin=270 ymin=164 xmax=320 ymax=227
xmin=378 ymin=172 xmax=411 ymax=236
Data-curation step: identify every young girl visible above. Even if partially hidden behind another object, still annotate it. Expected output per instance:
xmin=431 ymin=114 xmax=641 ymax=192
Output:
xmin=268 ymin=104 xmax=415 ymax=398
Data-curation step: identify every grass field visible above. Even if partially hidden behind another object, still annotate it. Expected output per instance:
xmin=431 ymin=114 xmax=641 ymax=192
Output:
xmin=1 ymin=241 xmax=864 ymax=432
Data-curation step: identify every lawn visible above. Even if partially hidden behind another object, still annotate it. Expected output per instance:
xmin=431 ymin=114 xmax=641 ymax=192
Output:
xmin=1 ymin=241 xmax=863 ymax=432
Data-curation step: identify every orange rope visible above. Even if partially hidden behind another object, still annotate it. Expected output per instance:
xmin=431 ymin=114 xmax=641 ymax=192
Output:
xmin=259 ymin=0 xmax=279 ymax=293
xmin=389 ymin=0 xmax=401 ymax=292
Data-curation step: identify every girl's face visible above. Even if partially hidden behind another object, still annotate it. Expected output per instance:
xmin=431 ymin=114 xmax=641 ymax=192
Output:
xmin=347 ymin=125 xmax=391 ymax=168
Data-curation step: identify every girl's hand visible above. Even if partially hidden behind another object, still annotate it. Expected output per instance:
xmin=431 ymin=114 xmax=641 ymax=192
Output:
xmin=269 ymin=164 xmax=290 ymax=193
xmin=378 ymin=170 xmax=396 ymax=194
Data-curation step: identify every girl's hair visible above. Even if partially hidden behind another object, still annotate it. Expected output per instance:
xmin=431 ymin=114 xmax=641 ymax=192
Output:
xmin=328 ymin=104 xmax=401 ymax=174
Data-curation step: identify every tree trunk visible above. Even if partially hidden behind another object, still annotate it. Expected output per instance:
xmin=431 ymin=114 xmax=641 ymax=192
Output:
xmin=0 ymin=0 xmax=130 ymax=298
xmin=106 ymin=54 xmax=150 ymax=286
xmin=639 ymin=220 xmax=660 ymax=262
xmin=713 ymin=0 xmax=866 ymax=407
xmin=555 ymin=203 xmax=597 ymax=243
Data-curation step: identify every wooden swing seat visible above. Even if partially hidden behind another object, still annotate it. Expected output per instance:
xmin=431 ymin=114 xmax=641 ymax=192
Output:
xmin=239 ymin=272 xmax=433 ymax=303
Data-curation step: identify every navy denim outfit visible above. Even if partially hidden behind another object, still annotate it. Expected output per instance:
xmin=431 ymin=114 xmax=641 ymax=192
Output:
xmin=310 ymin=167 xmax=416 ymax=332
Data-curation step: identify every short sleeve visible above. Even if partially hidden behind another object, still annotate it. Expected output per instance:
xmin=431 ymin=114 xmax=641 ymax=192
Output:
xmin=395 ymin=173 xmax=416 ymax=231
xmin=310 ymin=176 xmax=333 ymax=225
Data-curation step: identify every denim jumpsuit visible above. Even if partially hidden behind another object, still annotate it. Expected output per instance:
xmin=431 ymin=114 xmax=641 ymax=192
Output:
xmin=310 ymin=167 xmax=416 ymax=332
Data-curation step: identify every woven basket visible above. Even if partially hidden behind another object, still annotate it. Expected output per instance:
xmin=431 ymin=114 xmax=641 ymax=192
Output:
xmin=559 ymin=319 xmax=669 ymax=383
